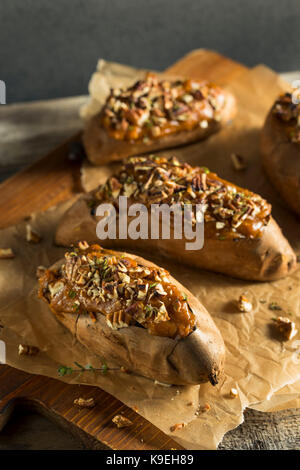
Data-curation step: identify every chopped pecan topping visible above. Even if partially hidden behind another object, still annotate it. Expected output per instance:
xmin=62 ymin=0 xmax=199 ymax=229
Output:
xmin=36 ymin=265 xmax=47 ymax=278
xmin=101 ymin=73 xmax=226 ymax=142
xmin=38 ymin=242 xmax=195 ymax=339
xmin=112 ymin=414 xmax=133 ymax=428
xmin=78 ymin=240 xmax=90 ymax=251
xmin=93 ymin=155 xmax=271 ymax=239
xmin=106 ymin=310 xmax=132 ymax=330
xmin=273 ymin=92 xmax=300 ymax=143
xmin=18 ymin=344 xmax=39 ymax=356
xmin=154 ymin=380 xmax=172 ymax=387
xmin=272 ymin=316 xmax=298 ymax=341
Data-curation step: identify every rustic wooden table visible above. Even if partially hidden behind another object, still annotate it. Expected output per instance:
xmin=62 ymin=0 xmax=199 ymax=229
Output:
xmin=0 ymin=74 xmax=299 ymax=450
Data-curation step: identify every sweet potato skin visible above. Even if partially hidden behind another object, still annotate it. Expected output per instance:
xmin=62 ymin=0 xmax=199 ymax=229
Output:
xmin=83 ymin=90 xmax=236 ymax=165
xmin=260 ymin=109 xmax=300 ymax=217
xmin=55 ymin=196 xmax=296 ymax=281
xmin=42 ymin=254 xmax=225 ymax=386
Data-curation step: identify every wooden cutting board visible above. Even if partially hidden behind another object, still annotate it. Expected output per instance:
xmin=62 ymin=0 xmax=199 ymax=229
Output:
xmin=0 ymin=49 xmax=248 ymax=450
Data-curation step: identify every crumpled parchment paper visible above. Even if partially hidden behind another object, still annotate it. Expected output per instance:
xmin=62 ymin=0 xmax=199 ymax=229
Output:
xmin=0 ymin=61 xmax=299 ymax=450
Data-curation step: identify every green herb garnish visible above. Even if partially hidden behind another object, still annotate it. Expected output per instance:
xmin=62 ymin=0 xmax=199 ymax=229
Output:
xmin=201 ymin=167 xmax=210 ymax=174
xmin=58 ymin=366 xmax=74 ymax=377
xmin=149 ymin=282 xmax=159 ymax=289
xmin=58 ymin=360 xmax=117 ymax=377
xmin=101 ymin=361 xmax=108 ymax=375
xmin=269 ymin=302 xmax=282 ymax=311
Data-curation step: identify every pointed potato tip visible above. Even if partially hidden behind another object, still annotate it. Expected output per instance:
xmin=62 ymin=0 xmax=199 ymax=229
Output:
xmin=168 ymin=327 xmax=225 ymax=385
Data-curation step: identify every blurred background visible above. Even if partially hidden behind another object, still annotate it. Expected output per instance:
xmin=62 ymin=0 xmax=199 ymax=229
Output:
xmin=1 ymin=0 xmax=300 ymax=103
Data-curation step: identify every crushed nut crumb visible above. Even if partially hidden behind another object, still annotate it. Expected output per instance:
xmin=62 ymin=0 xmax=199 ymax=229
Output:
xmin=112 ymin=414 xmax=133 ymax=428
xmin=195 ymin=403 xmax=211 ymax=416
xmin=229 ymin=388 xmax=238 ymax=398
xmin=230 ymin=153 xmax=247 ymax=171
xmin=0 ymin=248 xmax=15 ymax=259
xmin=73 ymin=397 xmax=95 ymax=408
xmin=36 ymin=265 xmax=46 ymax=278
xmin=170 ymin=422 xmax=186 ymax=432
xmin=78 ymin=241 xmax=90 ymax=251
xmin=26 ymin=224 xmax=42 ymax=244
xmin=238 ymin=294 xmax=252 ymax=313
xmin=272 ymin=316 xmax=298 ymax=341
xmin=18 ymin=344 xmax=39 ymax=356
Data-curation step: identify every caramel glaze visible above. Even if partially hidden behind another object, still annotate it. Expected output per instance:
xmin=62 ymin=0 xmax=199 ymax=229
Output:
xmin=39 ymin=244 xmax=195 ymax=339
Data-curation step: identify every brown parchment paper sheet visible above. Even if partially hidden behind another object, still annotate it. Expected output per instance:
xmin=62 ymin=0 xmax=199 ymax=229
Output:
xmin=79 ymin=60 xmax=300 ymax=434
xmin=0 ymin=62 xmax=300 ymax=450
xmin=252 ymin=380 xmax=300 ymax=412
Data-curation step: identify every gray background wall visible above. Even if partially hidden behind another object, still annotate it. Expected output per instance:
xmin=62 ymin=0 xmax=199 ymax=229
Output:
xmin=1 ymin=0 xmax=300 ymax=103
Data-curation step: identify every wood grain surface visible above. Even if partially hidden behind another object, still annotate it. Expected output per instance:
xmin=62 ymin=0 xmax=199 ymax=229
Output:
xmin=0 ymin=365 xmax=181 ymax=450
xmin=0 ymin=49 xmax=299 ymax=450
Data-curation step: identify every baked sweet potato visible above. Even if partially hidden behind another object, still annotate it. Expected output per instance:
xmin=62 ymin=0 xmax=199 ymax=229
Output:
xmin=83 ymin=73 xmax=236 ymax=165
xmin=260 ymin=92 xmax=300 ymax=217
xmin=38 ymin=243 xmax=225 ymax=385
xmin=56 ymin=155 xmax=296 ymax=281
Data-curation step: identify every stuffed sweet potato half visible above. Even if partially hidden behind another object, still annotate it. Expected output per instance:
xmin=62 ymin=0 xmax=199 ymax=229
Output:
xmin=38 ymin=243 xmax=225 ymax=385
xmin=56 ymin=155 xmax=296 ymax=281
xmin=83 ymin=73 xmax=236 ymax=165
xmin=261 ymin=92 xmax=300 ymax=217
